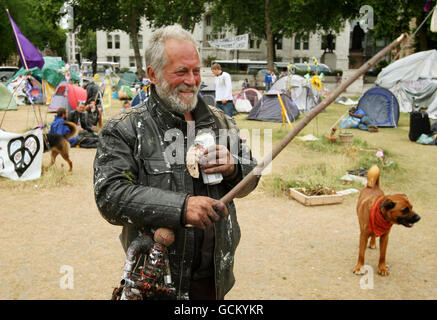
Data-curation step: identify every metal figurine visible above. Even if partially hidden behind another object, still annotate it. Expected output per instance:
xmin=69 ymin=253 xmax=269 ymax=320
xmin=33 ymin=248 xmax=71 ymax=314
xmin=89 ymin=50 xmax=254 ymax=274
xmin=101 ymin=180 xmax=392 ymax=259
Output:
xmin=111 ymin=228 xmax=176 ymax=300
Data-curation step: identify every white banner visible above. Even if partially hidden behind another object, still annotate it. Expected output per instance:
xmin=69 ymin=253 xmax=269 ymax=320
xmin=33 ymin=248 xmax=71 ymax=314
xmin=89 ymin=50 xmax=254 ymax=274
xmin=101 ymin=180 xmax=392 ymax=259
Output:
xmin=0 ymin=128 xmax=43 ymax=181
xmin=209 ymin=34 xmax=249 ymax=50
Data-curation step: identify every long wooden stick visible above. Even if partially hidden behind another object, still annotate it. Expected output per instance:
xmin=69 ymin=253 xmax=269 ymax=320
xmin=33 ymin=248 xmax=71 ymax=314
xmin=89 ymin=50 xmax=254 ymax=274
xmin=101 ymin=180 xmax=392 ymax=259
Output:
xmin=220 ymin=33 xmax=407 ymax=205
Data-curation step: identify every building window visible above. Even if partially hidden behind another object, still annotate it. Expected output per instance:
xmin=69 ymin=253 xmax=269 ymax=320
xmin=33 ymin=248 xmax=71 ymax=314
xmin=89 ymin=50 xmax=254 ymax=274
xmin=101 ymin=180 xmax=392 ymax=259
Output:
xmin=293 ymin=57 xmax=300 ymax=63
xmin=130 ymin=35 xmax=143 ymax=49
xmin=115 ymin=35 xmax=120 ymax=49
xmin=256 ymin=39 xmax=261 ymax=49
xmin=138 ymin=35 xmax=143 ymax=49
xmin=129 ymin=56 xmax=135 ymax=67
xmin=303 ymin=34 xmax=309 ymax=50
xmin=294 ymin=36 xmax=300 ymax=50
xmin=250 ymin=39 xmax=254 ymax=49
xmin=107 ymin=34 xmax=113 ymax=49
xmin=276 ymin=37 xmax=283 ymax=50
xmin=206 ymin=15 xmax=211 ymax=26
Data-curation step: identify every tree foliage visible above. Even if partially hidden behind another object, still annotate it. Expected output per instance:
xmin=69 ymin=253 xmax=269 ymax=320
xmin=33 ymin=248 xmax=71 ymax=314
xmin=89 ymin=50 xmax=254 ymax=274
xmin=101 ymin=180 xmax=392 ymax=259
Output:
xmin=361 ymin=0 xmax=437 ymax=51
xmin=0 ymin=0 xmax=66 ymax=64
xmin=72 ymin=0 xmax=147 ymax=75
xmin=144 ymin=0 xmax=208 ymax=32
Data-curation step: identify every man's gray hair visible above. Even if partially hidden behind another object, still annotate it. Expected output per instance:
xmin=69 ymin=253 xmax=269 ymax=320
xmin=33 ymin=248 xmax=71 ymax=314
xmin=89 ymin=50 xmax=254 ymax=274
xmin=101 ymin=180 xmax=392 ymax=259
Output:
xmin=145 ymin=25 xmax=198 ymax=78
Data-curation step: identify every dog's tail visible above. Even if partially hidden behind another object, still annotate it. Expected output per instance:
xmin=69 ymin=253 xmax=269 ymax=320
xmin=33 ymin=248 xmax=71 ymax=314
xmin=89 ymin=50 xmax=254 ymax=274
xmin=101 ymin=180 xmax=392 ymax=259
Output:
xmin=366 ymin=165 xmax=380 ymax=188
xmin=64 ymin=121 xmax=78 ymax=140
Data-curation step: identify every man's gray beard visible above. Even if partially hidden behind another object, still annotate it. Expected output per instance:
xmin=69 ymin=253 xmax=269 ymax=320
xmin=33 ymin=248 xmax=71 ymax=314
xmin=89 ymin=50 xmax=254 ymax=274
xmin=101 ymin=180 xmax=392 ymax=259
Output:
xmin=155 ymin=79 xmax=200 ymax=114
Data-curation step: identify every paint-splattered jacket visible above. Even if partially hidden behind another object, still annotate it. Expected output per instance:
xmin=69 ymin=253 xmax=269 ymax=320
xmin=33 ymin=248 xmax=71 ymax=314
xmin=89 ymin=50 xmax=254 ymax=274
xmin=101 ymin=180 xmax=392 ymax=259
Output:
xmin=93 ymin=88 xmax=258 ymax=299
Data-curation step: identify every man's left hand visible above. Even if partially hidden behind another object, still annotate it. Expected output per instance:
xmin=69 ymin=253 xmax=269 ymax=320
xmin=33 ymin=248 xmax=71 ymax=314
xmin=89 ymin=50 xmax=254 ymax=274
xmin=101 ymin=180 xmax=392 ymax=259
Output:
xmin=200 ymin=145 xmax=235 ymax=177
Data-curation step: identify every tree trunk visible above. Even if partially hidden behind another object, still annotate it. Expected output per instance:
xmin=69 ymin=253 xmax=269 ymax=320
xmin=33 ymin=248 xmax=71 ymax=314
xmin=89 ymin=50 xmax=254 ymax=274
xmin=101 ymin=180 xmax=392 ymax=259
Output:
xmin=265 ymin=0 xmax=274 ymax=71
xmin=129 ymin=7 xmax=145 ymax=77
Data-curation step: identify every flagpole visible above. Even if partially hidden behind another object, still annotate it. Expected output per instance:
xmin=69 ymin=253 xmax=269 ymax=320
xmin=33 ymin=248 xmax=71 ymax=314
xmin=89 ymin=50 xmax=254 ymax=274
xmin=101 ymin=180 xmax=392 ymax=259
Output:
xmin=7 ymin=9 xmax=29 ymax=72
xmin=6 ymin=9 xmax=46 ymax=138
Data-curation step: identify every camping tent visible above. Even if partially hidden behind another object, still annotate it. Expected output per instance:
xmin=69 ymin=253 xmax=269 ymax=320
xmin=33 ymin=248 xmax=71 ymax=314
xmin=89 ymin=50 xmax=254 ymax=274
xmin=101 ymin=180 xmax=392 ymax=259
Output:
xmin=248 ymin=90 xmax=300 ymax=123
xmin=233 ymin=88 xmax=263 ymax=113
xmin=375 ymin=49 xmax=437 ymax=119
xmin=48 ymin=81 xmax=87 ymax=112
xmin=41 ymin=79 xmax=55 ymax=105
xmin=270 ymin=75 xmax=321 ymax=113
xmin=356 ymin=86 xmax=400 ymax=127
xmin=8 ymin=56 xmax=79 ymax=88
xmin=6 ymin=75 xmax=44 ymax=105
xmin=117 ymin=71 xmax=140 ymax=91
xmin=0 ymin=83 xmax=18 ymax=110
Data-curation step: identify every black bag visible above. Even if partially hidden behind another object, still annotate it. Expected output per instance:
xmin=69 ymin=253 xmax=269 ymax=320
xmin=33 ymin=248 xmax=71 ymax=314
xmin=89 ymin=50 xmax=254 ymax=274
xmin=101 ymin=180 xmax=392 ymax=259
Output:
xmin=409 ymin=110 xmax=432 ymax=142
xmin=78 ymin=130 xmax=99 ymax=148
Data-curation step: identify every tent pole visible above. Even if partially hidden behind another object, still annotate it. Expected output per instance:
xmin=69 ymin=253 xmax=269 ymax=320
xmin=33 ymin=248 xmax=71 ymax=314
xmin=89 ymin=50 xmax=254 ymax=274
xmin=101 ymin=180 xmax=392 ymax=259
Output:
xmin=220 ymin=33 xmax=408 ymax=205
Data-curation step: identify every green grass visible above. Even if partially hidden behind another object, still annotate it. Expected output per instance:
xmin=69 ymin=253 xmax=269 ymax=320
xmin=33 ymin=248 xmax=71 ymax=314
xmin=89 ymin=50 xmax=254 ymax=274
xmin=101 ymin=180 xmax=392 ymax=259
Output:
xmin=233 ymin=103 xmax=411 ymax=198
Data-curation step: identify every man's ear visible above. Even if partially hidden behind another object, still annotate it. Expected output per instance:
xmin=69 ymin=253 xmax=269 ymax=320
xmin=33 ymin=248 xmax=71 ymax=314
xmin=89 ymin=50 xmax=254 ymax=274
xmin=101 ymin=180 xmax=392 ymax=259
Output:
xmin=147 ymin=66 xmax=158 ymax=84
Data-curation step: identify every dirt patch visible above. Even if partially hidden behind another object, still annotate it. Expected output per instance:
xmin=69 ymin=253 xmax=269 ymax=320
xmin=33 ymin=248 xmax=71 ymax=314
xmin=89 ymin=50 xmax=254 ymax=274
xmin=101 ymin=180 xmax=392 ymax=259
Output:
xmin=0 ymin=105 xmax=436 ymax=299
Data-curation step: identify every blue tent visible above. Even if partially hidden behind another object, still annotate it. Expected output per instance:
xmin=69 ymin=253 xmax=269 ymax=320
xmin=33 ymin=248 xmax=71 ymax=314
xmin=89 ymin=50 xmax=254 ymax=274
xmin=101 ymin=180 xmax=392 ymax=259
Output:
xmin=356 ymin=86 xmax=400 ymax=127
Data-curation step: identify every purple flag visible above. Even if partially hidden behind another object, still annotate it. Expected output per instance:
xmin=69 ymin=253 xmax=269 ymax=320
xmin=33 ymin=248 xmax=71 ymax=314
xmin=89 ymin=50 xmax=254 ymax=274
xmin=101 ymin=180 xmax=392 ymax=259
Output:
xmin=424 ymin=0 xmax=432 ymax=12
xmin=7 ymin=10 xmax=44 ymax=70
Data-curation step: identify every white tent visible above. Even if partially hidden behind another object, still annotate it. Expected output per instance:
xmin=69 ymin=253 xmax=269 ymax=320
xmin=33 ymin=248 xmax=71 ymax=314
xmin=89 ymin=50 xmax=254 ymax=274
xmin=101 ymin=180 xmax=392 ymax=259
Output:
xmin=270 ymin=75 xmax=321 ymax=113
xmin=375 ymin=50 xmax=437 ymax=119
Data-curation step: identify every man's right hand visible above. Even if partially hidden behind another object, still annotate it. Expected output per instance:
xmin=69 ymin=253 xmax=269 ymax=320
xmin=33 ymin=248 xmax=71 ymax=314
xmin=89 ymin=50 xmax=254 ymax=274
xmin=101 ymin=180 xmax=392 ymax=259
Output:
xmin=185 ymin=196 xmax=228 ymax=229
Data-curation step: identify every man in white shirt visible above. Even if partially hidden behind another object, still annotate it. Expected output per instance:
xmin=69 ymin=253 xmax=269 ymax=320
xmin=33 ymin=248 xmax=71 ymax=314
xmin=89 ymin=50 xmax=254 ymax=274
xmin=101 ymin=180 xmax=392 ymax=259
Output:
xmin=211 ymin=63 xmax=234 ymax=118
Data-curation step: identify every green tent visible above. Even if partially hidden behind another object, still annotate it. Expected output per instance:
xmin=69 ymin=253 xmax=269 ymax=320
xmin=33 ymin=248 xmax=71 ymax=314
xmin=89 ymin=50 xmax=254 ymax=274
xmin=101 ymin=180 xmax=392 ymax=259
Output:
xmin=7 ymin=56 xmax=80 ymax=88
xmin=117 ymin=71 xmax=140 ymax=91
xmin=0 ymin=83 xmax=18 ymax=111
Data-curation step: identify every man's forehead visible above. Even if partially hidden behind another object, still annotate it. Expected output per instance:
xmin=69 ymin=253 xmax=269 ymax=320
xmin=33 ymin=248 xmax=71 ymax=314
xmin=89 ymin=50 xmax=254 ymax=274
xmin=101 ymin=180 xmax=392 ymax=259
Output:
xmin=164 ymin=39 xmax=199 ymax=64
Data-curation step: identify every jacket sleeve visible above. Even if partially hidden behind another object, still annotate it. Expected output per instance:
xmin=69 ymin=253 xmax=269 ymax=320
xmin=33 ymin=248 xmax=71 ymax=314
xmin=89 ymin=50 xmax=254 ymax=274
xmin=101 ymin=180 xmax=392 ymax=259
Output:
xmin=93 ymin=118 xmax=188 ymax=229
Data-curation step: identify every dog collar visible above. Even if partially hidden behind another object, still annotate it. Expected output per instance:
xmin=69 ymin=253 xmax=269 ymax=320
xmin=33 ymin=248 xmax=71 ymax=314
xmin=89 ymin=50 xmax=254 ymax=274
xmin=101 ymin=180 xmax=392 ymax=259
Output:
xmin=369 ymin=197 xmax=393 ymax=237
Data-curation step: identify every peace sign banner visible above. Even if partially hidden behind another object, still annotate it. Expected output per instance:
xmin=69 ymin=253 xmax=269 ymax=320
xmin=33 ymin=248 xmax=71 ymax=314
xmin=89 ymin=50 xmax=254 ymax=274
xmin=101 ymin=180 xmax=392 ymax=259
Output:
xmin=0 ymin=128 xmax=43 ymax=181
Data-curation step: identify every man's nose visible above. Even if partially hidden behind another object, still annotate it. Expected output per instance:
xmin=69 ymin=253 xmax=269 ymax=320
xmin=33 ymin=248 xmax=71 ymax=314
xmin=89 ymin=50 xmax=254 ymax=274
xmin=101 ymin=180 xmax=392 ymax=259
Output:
xmin=184 ymin=71 xmax=199 ymax=86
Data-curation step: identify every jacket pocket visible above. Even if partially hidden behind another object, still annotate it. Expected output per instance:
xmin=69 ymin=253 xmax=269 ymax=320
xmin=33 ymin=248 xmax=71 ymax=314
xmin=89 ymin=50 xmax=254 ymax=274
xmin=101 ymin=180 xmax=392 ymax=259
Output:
xmin=143 ymin=157 xmax=173 ymax=190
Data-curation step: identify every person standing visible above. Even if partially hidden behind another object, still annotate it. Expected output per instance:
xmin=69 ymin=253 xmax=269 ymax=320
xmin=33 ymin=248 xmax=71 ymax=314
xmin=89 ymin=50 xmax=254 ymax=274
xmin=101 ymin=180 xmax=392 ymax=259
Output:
xmin=211 ymin=63 xmax=234 ymax=118
xmin=271 ymin=71 xmax=277 ymax=84
xmin=94 ymin=25 xmax=258 ymax=300
xmin=264 ymin=70 xmax=272 ymax=91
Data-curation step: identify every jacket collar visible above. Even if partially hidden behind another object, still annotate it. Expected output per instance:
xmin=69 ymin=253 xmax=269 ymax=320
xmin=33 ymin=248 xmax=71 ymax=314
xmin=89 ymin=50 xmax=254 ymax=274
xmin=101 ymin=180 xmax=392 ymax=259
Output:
xmin=149 ymin=84 xmax=216 ymax=132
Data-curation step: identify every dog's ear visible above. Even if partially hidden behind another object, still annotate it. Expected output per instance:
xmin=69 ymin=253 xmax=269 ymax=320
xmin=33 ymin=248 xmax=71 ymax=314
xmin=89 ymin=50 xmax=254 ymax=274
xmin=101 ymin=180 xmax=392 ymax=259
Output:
xmin=381 ymin=199 xmax=396 ymax=211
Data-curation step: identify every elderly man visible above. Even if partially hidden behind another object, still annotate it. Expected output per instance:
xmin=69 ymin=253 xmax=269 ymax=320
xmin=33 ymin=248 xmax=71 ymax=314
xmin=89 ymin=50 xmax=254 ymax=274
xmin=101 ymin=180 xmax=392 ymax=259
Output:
xmin=94 ymin=25 xmax=258 ymax=300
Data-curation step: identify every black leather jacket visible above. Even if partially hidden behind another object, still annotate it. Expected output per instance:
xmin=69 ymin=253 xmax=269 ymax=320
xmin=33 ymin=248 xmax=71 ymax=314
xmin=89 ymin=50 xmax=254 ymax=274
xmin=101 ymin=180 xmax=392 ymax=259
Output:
xmin=93 ymin=87 xmax=258 ymax=299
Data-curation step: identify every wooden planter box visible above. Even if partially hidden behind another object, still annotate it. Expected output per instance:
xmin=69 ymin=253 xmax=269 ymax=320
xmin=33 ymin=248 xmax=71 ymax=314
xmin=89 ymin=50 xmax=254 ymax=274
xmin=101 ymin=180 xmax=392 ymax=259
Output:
xmin=289 ymin=188 xmax=344 ymax=206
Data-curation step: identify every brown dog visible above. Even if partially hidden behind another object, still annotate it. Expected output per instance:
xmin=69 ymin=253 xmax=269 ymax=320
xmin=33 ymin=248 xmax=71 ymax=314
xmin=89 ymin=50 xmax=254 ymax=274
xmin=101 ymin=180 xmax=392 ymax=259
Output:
xmin=43 ymin=121 xmax=78 ymax=172
xmin=353 ymin=165 xmax=420 ymax=276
